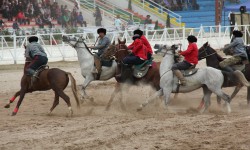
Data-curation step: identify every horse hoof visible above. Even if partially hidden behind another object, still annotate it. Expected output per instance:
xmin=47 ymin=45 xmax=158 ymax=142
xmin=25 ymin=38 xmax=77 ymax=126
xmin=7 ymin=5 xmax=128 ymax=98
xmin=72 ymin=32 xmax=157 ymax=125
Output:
xmin=4 ymin=104 xmax=10 ymax=108
xmin=136 ymin=108 xmax=142 ymax=112
xmin=105 ymin=106 xmax=110 ymax=111
xmin=11 ymin=112 xmax=17 ymax=116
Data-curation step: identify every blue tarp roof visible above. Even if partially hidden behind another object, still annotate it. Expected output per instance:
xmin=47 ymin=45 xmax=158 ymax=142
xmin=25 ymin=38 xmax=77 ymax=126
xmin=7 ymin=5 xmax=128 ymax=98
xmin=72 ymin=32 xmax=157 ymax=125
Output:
xmin=224 ymin=1 xmax=250 ymax=11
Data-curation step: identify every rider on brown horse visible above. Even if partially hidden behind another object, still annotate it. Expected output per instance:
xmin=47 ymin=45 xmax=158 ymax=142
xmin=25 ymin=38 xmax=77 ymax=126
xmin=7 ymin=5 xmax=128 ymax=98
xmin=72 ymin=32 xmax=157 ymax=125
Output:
xmin=25 ymin=36 xmax=48 ymax=85
xmin=116 ymin=34 xmax=149 ymax=82
xmin=89 ymin=28 xmax=111 ymax=80
xmin=220 ymin=30 xmax=248 ymax=73
xmin=133 ymin=29 xmax=153 ymax=60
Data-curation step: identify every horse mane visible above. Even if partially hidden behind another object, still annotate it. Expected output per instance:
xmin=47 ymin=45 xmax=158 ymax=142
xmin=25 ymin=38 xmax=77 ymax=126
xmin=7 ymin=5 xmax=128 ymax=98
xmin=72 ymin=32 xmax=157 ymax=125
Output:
xmin=207 ymin=45 xmax=224 ymax=61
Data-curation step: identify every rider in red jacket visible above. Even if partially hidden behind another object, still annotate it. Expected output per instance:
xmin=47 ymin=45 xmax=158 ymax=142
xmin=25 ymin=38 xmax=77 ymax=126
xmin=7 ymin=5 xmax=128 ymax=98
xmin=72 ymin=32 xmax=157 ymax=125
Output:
xmin=171 ymin=35 xmax=198 ymax=85
xmin=133 ymin=29 xmax=153 ymax=59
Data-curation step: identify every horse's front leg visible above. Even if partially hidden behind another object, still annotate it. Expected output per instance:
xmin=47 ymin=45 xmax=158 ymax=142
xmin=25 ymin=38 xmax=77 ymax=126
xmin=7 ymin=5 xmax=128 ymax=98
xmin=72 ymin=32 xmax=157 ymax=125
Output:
xmin=80 ymin=76 xmax=94 ymax=103
xmin=230 ymin=84 xmax=243 ymax=100
xmin=137 ymin=89 xmax=163 ymax=111
xmin=105 ymin=82 xmax=121 ymax=111
xmin=11 ymin=88 xmax=27 ymax=116
xmin=4 ymin=91 xmax=21 ymax=108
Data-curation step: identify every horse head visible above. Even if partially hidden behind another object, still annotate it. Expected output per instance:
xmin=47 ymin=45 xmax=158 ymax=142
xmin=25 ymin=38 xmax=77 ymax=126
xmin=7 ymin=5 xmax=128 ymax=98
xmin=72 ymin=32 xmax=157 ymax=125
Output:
xmin=198 ymin=42 xmax=217 ymax=60
xmin=113 ymin=38 xmax=128 ymax=62
xmin=154 ymin=44 xmax=178 ymax=56
xmin=62 ymin=35 xmax=88 ymax=49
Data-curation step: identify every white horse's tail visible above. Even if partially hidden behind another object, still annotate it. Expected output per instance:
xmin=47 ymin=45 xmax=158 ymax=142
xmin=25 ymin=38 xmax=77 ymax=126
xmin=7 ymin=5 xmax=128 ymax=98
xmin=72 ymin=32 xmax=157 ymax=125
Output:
xmin=234 ymin=70 xmax=250 ymax=87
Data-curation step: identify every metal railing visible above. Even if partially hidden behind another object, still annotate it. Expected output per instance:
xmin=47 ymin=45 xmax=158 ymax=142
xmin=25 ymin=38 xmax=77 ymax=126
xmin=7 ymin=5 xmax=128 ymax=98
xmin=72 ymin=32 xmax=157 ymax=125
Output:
xmin=132 ymin=0 xmax=184 ymax=27
xmin=0 ymin=24 xmax=249 ymax=64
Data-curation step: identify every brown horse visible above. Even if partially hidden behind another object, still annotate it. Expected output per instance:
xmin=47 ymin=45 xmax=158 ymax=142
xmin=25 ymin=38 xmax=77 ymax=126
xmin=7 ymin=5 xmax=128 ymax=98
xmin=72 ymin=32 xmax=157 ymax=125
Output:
xmin=105 ymin=39 xmax=161 ymax=110
xmin=4 ymin=58 xmax=80 ymax=116
xmin=198 ymin=42 xmax=250 ymax=106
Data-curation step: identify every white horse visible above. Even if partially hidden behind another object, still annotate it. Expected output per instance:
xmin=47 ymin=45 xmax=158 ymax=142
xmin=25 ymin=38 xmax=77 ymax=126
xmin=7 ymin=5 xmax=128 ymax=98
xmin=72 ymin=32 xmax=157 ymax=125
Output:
xmin=138 ymin=44 xmax=237 ymax=113
xmin=62 ymin=35 xmax=118 ymax=102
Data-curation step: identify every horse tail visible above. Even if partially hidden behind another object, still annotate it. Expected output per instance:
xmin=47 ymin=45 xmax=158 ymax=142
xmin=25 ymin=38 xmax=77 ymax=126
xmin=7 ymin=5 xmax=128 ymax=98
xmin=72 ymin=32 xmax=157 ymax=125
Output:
xmin=66 ymin=72 xmax=80 ymax=108
xmin=234 ymin=70 xmax=250 ymax=87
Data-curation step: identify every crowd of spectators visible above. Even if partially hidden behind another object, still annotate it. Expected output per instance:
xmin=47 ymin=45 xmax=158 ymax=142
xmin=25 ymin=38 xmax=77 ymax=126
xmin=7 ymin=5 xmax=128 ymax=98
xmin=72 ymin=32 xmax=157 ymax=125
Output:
xmin=145 ymin=0 xmax=200 ymax=11
xmin=0 ymin=0 xmax=87 ymax=30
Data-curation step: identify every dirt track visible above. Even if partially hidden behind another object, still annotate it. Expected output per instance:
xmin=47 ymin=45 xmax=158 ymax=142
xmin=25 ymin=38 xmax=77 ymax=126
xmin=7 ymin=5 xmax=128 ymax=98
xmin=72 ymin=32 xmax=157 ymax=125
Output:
xmin=0 ymin=58 xmax=250 ymax=150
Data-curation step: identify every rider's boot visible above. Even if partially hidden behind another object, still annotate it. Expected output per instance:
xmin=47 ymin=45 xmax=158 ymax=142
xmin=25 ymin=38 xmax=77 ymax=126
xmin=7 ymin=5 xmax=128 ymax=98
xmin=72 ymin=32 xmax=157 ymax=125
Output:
xmin=93 ymin=58 xmax=102 ymax=80
xmin=26 ymin=68 xmax=36 ymax=88
xmin=173 ymin=70 xmax=186 ymax=86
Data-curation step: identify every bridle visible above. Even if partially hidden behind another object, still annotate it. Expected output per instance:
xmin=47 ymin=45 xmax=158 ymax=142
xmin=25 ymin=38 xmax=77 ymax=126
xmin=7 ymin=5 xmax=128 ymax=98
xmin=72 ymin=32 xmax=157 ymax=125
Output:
xmin=66 ymin=36 xmax=93 ymax=55
xmin=198 ymin=45 xmax=217 ymax=59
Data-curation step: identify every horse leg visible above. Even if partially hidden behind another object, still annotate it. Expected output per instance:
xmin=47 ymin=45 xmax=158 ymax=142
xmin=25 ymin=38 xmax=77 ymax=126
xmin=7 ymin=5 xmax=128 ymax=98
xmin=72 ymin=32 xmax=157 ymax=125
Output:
xmin=105 ymin=83 xmax=121 ymax=111
xmin=247 ymin=87 xmax=250 ymax=106
xmin=52 ymin=87 xmax=73 ymax=117
xmin=4 ymin=91 xmax=21 ymax=108
xmin=48 ymin=92 xmax=59 ymax=115
xmin=80 ymin=77 xmax=94 ymax=103
xmin=199 ymin=86 xmax=212 ymax=113
xmin=208 ymin=86 xmax=231 ymax=113
xmin=231 ymin=84 xmax=243 ymax=100
xmin=163 ymin=87 xmax=172 ymax=110
xmin=11 ymin=88 xmax=27 ymax=116
xmin=137 ymin=89 xmax=163 ymax=111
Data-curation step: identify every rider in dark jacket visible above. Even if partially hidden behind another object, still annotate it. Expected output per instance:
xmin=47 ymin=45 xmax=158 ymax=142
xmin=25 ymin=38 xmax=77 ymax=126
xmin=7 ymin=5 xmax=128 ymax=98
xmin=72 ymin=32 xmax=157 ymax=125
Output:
xmin=25 ymin=36 xmax=48 ymax=84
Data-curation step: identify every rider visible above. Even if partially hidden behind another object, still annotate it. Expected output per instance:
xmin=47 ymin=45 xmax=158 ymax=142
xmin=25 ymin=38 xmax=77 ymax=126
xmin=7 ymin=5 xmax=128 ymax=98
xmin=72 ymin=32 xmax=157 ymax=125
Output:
xmin=220 ymin=30 xmax=248 ymax=72
xmin=25 ymin=36 xmax=48 ymax=84
xmin=89 ymin=28 xmax=111 ymax=79
xmin=133 ymin=29 xmax=153 ymax=60
xmin=172 ymin=35 xmax=198 ymax=86
xmin=116 ymin=34 xmax=148 ymax=81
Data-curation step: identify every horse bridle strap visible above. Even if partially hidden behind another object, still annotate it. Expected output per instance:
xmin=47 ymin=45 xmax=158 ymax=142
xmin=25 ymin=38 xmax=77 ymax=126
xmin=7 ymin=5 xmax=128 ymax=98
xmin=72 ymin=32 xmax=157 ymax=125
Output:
xmin=70 ymin=36 xmax=93 ymax=56
xmin=198 ymin=46 xmax=216 ymax=59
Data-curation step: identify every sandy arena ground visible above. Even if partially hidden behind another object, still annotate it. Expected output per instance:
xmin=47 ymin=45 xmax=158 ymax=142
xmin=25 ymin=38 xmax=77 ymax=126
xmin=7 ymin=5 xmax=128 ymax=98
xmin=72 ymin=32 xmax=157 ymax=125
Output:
xmin=0 ymin=55 xmax=250 ymax=150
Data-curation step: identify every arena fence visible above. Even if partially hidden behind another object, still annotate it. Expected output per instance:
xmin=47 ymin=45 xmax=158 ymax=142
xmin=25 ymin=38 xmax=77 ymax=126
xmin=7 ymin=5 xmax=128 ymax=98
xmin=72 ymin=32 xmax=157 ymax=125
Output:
xmin=0 ymin=24 xmax=249 ymax=64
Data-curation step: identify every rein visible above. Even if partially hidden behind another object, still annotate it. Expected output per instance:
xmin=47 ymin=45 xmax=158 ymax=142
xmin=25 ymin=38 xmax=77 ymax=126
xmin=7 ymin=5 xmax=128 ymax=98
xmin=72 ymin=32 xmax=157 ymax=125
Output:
xmin=68 ymin=36 xmax=93 ymax=56
xmin=198 ymin=46 xmax=217 ymax=59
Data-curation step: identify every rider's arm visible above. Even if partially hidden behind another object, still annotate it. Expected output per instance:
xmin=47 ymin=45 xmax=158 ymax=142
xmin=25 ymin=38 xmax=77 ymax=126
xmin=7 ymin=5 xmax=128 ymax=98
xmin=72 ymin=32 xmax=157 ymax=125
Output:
xmin=223 ymin=40 xmax=238 ymax=52
xmin=24 ymin=44 xmax=31 ymax=58
xmin=92 ymin=37 xmax=109 ymax=50
xmin=132 ymin=39 xmax=143 ymax=53
xmin=127 ymin=42 xmax=134 ymax=50
xmin=180 ymin=44 xmax=194 ymax=56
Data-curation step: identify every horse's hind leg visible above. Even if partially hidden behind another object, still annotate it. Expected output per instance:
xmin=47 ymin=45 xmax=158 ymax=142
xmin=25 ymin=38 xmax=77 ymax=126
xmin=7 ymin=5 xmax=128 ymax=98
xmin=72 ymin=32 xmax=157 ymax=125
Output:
xmin=208 ymin=86 xmax=231 ymax=113
xmin=199 ymin=86 xmax=212 ymax=113
xmin=48 ymin=93 xmax=59 ymax=115
xmin=53 ymin=88 xmax=73 ymax=116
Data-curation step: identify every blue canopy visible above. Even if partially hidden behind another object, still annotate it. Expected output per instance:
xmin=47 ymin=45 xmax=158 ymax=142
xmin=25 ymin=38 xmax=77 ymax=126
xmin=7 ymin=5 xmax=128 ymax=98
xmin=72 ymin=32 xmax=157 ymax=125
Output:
xmin=224 ymin=1 xmax=250 ymax=11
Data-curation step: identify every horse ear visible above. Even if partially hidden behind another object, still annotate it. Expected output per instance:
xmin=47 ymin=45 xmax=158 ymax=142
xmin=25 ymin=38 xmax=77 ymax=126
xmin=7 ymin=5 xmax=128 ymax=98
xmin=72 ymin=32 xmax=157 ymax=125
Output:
xmin=112 ymin=41 xmax=115 ymax=45
xmin=118 ymin=38 xmax=121 ymax=43
xmin=124 ymin=38 xmax=126 ymax=43
xmin=204 ymin=42 xmax=208 ymax=46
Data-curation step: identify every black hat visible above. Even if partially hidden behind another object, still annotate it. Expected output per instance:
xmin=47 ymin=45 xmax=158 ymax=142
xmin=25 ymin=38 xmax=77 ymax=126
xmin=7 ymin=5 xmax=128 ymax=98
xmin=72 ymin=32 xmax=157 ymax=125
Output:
xmin=132 ymin=34 xmax=141 ymax=40
xmin=133 ymin=29 xmax=143 ymax=36
xmin=187 ymin=35 xmax=197 ymax=43
xmin=28 ymin=36 xmax=38 ymax=43
xmin=97 ymin=28 xmax=106 ymax=35
xmin=233 ymin=30 xmax=243 ymax=37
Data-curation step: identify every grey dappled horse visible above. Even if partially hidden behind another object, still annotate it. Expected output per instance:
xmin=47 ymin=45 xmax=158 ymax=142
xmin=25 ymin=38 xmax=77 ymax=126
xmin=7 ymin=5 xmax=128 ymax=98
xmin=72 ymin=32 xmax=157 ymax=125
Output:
xmin=138 ymin=44 xmax=233 ymax=113
xmin=62 ymin=35 xmax=117 ymax=103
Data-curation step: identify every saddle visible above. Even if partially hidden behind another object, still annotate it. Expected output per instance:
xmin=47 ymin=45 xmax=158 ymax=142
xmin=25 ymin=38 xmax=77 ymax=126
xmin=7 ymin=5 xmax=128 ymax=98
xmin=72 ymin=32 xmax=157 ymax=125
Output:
xmin=34 ymin=65 xmax=49 ymax=78
xmin=180 ymin=65 xmax=198 ymax=77
xmin=133 ymin=57 xmax=154 ymax=78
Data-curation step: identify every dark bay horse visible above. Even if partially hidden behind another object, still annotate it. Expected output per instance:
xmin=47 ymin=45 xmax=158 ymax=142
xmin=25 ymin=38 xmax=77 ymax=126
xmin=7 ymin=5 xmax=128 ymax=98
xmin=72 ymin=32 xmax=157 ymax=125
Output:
xmin=105 ymin=39 xmax=161 ymax=110
xmin=4 ymin=58 xmax=80 ymax=116
xmin=198 ymin=42 xmax=250 ymax=105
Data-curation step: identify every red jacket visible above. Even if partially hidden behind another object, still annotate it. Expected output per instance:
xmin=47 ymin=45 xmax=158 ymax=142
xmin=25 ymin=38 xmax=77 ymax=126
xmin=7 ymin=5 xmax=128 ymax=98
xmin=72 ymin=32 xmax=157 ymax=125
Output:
xmin=180 ymin=43 xmax=198 ymax=65
xmin=128 ymin=39 xmax=148 ymax=60
xmin=140 ymin=35 xmax=153 ymax=54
